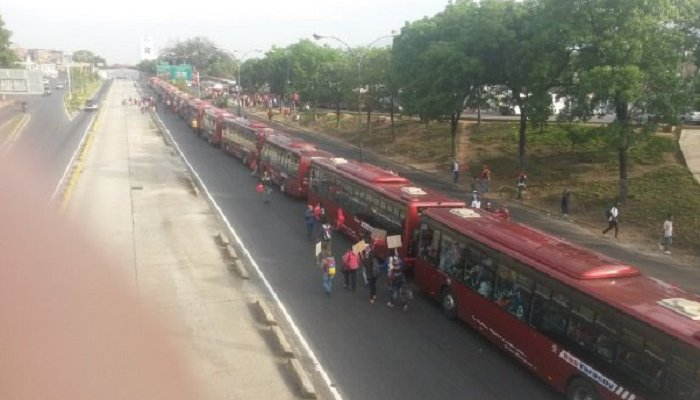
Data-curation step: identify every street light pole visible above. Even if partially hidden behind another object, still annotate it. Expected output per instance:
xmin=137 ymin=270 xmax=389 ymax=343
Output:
xmin=313 ymin=33 xmax=396 ymax=161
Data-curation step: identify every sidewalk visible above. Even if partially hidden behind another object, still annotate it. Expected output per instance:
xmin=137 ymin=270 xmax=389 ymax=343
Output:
xmin=64 ymin=80 xmax=299 ymax=399
xmin=680 ymin=127 xmax=700 ymax=186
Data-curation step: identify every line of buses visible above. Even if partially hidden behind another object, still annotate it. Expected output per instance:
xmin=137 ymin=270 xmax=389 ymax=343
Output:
xmin=149 ymin=77 xmax=699 ymax=400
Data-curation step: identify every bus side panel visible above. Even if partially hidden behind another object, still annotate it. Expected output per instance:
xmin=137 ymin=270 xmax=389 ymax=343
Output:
xmin=455 ymin=287 xmax=576 ymax=396
xmin=413 ymin=259 xmax=446 ymax=300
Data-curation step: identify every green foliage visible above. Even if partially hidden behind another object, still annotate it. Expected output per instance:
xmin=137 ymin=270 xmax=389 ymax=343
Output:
xmin=65 ymin=67 xmax=101 ymax=113
xmin=159 ymin=37 xmax=234 ymax=77
xmin=0 ymin=14 xmax=18 ymax=68
xmin=72 ymin=50 xmax=105 ymax=65
xmin=213 ymin=97 xmax=228 ymax=109
xmin=135 ymin=59 xmax=157 ymax=76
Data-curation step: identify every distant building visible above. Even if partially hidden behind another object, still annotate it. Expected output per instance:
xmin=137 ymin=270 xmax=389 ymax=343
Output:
xmin=140 ymin=36 xmax=157 ymax=62
xmin=11 ymin=46 xmax=63 ymax=77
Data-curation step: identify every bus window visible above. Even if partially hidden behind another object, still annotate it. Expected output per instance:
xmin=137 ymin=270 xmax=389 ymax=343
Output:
xmin=494 ymin=265 xmax=533 ymax=321
xmin=530 ymin=289 xmax=570 ymax=341
xmin=666 ymin=356 xmax=698 ymax=399
xmin=464 ymin=249 xmax=494 ymax=299
xmin=438 ymin=234 xmax=466 ymax=281
xmin=617 ymin=329 xmax=665 ymax=389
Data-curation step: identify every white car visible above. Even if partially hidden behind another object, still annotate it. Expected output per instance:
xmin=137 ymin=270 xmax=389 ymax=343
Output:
xmin=681 ymin=110 xmax=700 ymax=125
xmin=84 ymin=99 xmax=99 ymax=111
xmin=55 ymin=82 xmax=64 ymax=90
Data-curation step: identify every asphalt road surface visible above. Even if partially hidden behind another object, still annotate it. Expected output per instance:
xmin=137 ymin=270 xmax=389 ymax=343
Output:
xmin=154 ymin=108 xmax=560 ymax=400
xmin=8 ymin=80 xmax=110 ymax=200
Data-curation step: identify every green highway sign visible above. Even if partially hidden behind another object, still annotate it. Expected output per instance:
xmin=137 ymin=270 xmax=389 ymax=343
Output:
xmin=156 ymin=64 xmax=193 ymax=81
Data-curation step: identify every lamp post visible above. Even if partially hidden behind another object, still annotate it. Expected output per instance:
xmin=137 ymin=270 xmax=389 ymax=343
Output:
xmin=313 ymin=33 xmax=396 ymax=161
xmin=234 ymin=49 xmax=262 ymax=116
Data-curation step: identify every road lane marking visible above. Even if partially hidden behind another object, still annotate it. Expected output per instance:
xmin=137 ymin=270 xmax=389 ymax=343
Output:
xmin=0 ymin=113 xmax=31 ymax=153
xmin=153 ymin=112 xmax=344 ymax=400
xmin=53 ymin=110 xmax=101 ymax=210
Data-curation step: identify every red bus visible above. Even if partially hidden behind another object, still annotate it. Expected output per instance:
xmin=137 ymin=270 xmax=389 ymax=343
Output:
xmin=201 ymin=107 xmax=232 ymax=145
xmin=307 ymin=157 xmax=465 ymax=263
xmin=173 ymin=92 xmax=193 ymax=119
xmin=413 ymin=207 xmax=700 ymax=400
xmin=221 ymin=117 xmax=273 ymax=168
xmin=260 ymin=134 xmax=333 ymax=198
xmin=181 ymin=98 xmax=211 ymax=134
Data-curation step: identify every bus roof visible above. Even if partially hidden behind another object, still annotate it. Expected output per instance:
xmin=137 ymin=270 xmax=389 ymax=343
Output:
xmin=424 ymin=207 xmax=700 ymax=347
xmin=313 ymin=157 xmax=410 ymax=185
xmin=311 ymin=157 xmax=465 ymax=207
xmin=265 ymin=134 xmax=316 ymax=151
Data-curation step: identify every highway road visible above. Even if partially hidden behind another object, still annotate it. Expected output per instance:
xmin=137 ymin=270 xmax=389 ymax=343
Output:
xmin=7 ymin=80 xmax=110 ymax=200
xmin=154 ymin=108 xmax=560 ymax=400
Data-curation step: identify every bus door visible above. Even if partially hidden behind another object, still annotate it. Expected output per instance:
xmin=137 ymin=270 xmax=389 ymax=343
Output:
xmin=414 ymin=223 xmax=445 ymax=297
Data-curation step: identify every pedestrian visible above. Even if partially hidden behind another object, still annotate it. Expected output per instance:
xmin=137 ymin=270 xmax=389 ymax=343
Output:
xmin=341 ymin=247 xmax=360 ymax=291
xmin=319 ymin=219 xmax=333 ymax=244
xmin=470 ymin=175 xmax=478 ymax=194
xmin=336 ymin=208 xmax=345 ymax=231
xmin=516 ymin=170 xmax=528 ymax=200
xmin=561 ymin=188 xmax=571 ymax=218
xmin=361 ymin=241 xmax=378 ymax=303
xmin=470 ymin=190 xmax=479 ymax=204
xmin=313 ymin=202 xmax=325 ymax=222
xmin=661 ymin=214 xmax=673 ymax=255
xmin=479 ymin=164 xmax=491 ymax=194
xmin=267 ymin=107 xmax=273 ymax=121
xmin=451 ymin=160 xmax=460 ymax=183
xmin=387 ymin=257 xmax=408 ymax=311
xmin=602 ymin=202 xmax=620 ymax=238
xmin=249 ymin=158 xmax=258 ymax=177
xmin=319 ymin=248 xmax=336 ymax=297
xmin=261 ymin=170 xmax=272 ymax=203
xmin=304 ymin=205 xmax=315 ymax=239
xmin=470 ymin=195 xmax=481 ymax=209
xmin=484 ymin=201 xmax=492 ymax=213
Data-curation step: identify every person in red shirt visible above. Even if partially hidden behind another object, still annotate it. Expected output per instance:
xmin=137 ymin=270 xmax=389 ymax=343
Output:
xmin=479 ymin=165 xmax=491 ymax=193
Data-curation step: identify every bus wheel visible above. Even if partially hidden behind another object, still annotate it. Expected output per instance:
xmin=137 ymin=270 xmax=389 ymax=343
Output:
xmin=440 ymin=288 xmax=457 ymax=319
xmin=566 ymin=378 xmax=599 ymax=400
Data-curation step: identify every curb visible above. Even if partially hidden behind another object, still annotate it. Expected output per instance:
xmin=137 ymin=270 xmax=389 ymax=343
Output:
xmin=231 ymin=259 xmax=250 ymax=279
xmin=270 ymin=326 xmax=295 ymax=357
xmin=287 ymin=359 xmax=317 ymax=399
xmin=253 ymin=299 xmax=278 ymax=326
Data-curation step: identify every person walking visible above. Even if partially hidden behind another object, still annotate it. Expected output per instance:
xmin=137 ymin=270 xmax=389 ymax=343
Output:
xmin=341 ymin=248 xmax=360 ymax=291
xmin=319 ymin=218 xmax=333 ymax=245
xmin=319 ymin=248 xmax=336 ymax=297
xmin=304 ymin=205 xmax=315 ymax=239
xmin=387 ymin=257 xmax=408 ymax=311
xmin=451 ymin=160 xmax=460 ymax=184
xmin=479 ymin=165 xmax=491 ymax=194
xmin=261 ymin=170 xmax=272 ymax=203
xmin=361 ymin=243 xmax=378 ymax=303
xmin=602 ymin=202 xmax=620 ymax=238
xmin=515 ymin=170 xmax=528 ymax=200
xmin=561 ymin=188 xmax=571 ymax=218
xmin=661 ymin=214 xmax=673 ymax=255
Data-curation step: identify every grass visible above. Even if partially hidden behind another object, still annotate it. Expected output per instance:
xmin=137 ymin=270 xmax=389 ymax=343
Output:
xmin=65 ymin=71 xmax=102 ymax=114
xmin=259 ymin=106 xmax=700 ymax=255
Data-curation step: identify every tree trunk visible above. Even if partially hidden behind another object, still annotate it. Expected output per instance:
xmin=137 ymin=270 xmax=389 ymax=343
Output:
xmin=518 ymin=109 xmax=527 ymax=168
xmin=615 ymin=99 xmax=630 ymax=203
xmin=450 ymin=111 xmax=461 ymax=159
xmin=335 ymin=101 xmax=340 ymax=130
xmin=476 ymin=87 xmax=482 ymax=125
xmin=390 ymin=95 xmax=396 ymax=142
xmin=618 ymin=146 xmax=629 ymax=203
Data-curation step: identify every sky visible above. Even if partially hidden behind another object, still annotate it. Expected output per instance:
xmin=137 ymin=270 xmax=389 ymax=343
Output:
xmin=1 ymin=0 xmax=450 ymax=65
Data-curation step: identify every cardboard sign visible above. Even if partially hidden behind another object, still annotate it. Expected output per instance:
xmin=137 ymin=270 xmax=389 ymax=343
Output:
xmin=352 ymin=240 xmax=367 ymax=254
xmin=371 ymin=228 xmax=387 ymax=241
xmin=315 ymin=241 xmax=322 ymax=257
xmin=387 ymin=235 xmax=402 ymax=249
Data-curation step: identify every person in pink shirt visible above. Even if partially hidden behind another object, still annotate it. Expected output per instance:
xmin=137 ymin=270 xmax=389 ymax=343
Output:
xmin=341 ymin=248 xmax=360 ymax=292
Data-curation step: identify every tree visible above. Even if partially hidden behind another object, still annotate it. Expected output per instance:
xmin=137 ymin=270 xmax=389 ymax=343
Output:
xmin=72 ymin=50 xmax=105 ymax=65
xmin=136 ymin=59 xmax=157 ymax=76
xmin=160 ymin=37 xmax=233 ymax=77
xmin=0 ymin=15 xmax=17 ymax=68
xmin=556 ymin=0 xmax=697 ymax=201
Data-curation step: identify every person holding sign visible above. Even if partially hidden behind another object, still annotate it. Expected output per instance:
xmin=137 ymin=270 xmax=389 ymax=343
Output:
xmin=360 ymin=242 xmax=378 ymax=303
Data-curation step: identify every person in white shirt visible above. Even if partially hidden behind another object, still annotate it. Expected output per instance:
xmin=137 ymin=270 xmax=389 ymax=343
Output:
xmin=661 ymin=214 xmax=673 ymax=254
xmin=602 ymin=203 xmax=619 ymax=238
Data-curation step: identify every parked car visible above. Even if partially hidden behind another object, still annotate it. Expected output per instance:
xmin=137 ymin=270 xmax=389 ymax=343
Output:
xmin=85 ymin=98 xmax=99 ymax=111
xmin=681 ymin=110 xmax=700 ymax=125
xmin=55 ymin=82 xmax=64 ymax=90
